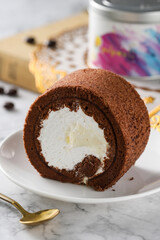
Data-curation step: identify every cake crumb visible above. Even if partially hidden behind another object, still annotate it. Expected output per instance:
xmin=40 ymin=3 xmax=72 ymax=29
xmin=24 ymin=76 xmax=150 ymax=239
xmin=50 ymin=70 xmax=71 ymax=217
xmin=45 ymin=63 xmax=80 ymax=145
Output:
xmin=129 ymin=177 xmax=134 ymax=181
xmin=143 ymin=96 xmax=155 ymax=104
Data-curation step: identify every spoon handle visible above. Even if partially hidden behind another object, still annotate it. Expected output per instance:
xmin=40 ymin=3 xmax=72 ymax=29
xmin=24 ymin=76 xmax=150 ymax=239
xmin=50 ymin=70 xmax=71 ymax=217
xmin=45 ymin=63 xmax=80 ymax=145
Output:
xmin=0 ymin=193 xmax=28 ymax=216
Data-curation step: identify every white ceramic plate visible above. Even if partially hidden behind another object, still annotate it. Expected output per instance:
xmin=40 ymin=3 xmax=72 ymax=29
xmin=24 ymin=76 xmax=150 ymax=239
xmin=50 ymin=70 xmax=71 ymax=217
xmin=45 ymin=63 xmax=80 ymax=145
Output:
xmin=0 ymin=130 xmax=160 ymax=204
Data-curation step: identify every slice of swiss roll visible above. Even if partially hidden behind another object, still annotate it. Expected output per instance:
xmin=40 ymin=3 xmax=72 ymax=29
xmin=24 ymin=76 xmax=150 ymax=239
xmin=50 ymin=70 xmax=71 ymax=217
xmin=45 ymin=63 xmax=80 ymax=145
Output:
xmin=23 ymin=69 xmax=150 ymax=191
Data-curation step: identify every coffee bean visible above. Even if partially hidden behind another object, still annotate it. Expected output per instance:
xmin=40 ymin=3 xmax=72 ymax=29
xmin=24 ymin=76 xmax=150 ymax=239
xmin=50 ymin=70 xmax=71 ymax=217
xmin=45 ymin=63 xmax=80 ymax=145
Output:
xmin=7 ymin=88 xmax=17 ymax=96
xmin=25 ymin=37 xmax=36 ymax=45
xmin=0 ymin=87 xmax=4 ymax=94
xmin=3 ymin=102 xmax=14 ymax=110
xmin=46 ymin=39 xmax=57 ymax=49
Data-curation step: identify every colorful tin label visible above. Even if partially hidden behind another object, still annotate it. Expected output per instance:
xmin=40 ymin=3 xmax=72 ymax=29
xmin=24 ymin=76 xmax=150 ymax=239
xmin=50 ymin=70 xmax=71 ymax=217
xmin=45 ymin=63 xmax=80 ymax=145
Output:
xmin=92 ymin=26 xmax=160 ymax=77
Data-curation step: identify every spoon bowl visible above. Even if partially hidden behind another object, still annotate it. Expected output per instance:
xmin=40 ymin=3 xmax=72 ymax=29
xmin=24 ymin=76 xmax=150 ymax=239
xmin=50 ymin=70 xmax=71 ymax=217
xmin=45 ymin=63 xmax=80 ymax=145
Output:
xmin=20 ymin=209 xmax=60 ymax=225
xmin=0 ymin=193 xmax=60 ymax=225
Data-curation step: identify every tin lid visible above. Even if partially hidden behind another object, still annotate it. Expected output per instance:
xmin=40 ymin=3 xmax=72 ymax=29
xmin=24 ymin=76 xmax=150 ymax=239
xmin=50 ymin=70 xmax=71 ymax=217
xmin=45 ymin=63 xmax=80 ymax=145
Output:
xmin=90 ymin=0 xmax=160 ymax=23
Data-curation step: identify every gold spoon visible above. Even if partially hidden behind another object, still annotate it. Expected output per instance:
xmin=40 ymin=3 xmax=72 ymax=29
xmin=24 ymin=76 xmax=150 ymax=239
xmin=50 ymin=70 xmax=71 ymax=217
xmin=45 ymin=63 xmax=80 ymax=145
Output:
xmin=0 ymin=193 xmax=60 ymax=225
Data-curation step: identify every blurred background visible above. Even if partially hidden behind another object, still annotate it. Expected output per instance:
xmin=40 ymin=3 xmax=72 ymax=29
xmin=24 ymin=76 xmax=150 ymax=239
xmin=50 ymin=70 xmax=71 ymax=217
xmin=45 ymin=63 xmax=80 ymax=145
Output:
xmin=0 ymin=0 xmax=88 ymax=39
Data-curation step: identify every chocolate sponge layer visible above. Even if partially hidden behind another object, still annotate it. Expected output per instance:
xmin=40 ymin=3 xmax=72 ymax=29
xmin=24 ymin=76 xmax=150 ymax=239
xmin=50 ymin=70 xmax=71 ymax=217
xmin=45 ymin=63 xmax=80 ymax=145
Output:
xmin=23 ymin=69 xmax=150 ymax=191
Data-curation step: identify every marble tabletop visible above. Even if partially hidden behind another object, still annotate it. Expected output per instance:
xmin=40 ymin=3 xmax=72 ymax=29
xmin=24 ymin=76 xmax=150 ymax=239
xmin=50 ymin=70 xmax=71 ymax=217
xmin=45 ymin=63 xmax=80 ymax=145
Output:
xmin=0 ymin=1 xmax=160 ymax=240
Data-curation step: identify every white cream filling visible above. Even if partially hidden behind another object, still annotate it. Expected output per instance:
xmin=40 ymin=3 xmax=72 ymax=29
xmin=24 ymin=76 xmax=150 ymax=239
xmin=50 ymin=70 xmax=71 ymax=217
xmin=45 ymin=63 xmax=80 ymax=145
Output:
xmin=38 ymin=106 xmax=109 ymax=171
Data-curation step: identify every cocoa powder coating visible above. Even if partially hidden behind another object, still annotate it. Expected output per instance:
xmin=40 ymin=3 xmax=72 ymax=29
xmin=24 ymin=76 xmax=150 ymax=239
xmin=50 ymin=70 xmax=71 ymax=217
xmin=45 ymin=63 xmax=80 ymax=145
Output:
xmin=23 ymin=69 xmax=150 ymax=191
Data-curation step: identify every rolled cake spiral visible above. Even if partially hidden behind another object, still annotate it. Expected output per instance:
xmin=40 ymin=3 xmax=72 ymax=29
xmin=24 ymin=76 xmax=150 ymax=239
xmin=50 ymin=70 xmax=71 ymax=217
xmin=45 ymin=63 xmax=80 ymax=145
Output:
xmin=23 ymin=69 xmax=150 ymax=191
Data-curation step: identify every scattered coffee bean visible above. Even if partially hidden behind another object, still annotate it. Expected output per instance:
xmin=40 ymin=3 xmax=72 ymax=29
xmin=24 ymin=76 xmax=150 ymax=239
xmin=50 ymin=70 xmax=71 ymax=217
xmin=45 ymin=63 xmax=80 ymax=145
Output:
xmin=0 ymin=87 xmax=4 ymax=94
xmin=25 ymin=36 xmax=36 ymax=45
xmin=46 ymin=39 xmax=57 ymax=49
xmin=7 ymin=88 xmax=17 ymax=96
xmin=112 ymin=189 xmax=115 ymax=191
xmin=3 ymin=102 xmax=14 ymax=110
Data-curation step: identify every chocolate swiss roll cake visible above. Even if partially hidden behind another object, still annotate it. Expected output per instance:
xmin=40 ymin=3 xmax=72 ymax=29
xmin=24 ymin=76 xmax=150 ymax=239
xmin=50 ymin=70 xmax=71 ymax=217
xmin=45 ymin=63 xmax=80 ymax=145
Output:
xmin=23 ymin=69 xmax=150 ymax=191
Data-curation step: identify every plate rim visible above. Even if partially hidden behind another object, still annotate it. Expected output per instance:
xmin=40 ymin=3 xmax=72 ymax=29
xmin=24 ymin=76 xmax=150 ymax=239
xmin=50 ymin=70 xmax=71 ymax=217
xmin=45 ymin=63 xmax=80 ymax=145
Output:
xmin=0 ymin=129 xmax=160 ymax=204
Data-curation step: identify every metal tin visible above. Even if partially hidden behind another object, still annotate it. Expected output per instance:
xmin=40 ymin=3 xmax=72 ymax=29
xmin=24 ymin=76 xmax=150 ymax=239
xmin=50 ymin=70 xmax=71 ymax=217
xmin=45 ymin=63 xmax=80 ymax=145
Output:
xmin=88 ymin=0 xmax=160 ymax=80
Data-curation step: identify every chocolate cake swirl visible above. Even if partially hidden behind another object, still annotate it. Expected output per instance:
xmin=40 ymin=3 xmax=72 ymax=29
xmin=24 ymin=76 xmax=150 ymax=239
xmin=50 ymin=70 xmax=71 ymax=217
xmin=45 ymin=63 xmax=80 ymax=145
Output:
xmin=23 ymin=69 xmax=150 ymax=191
